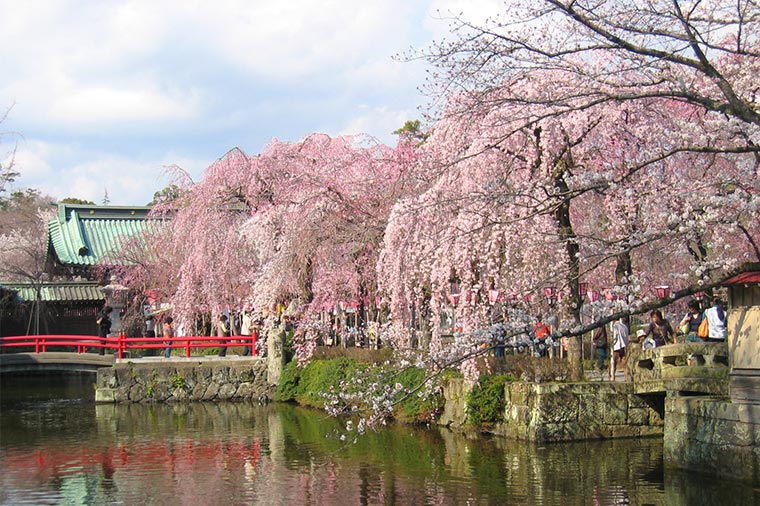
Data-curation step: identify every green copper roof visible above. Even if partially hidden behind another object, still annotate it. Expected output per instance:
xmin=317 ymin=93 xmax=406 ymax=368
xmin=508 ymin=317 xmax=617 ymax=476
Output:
xmin=0 ymin=281 xmax=105 ymax=302
xmin=48 ymin=204 xmax=153 ymax=266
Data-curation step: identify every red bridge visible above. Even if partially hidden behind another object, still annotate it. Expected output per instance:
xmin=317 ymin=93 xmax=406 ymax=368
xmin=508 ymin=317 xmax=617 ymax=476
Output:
xmin=0 ymin=333 xmax=259 ymax=374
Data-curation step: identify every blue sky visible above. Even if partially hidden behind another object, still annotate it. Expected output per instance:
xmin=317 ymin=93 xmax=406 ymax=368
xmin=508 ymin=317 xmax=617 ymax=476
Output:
xmin=0 ymin=0 xmax=501 ymax=205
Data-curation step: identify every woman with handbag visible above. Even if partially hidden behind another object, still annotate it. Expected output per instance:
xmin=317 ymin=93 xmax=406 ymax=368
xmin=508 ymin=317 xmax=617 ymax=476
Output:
xmin=679 ymin=300 xmax=704 ymax=342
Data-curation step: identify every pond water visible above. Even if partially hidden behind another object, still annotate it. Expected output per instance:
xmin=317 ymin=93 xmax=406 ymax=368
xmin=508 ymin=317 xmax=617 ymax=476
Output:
xmin=1 ymin=374 xmax=757 ymax=505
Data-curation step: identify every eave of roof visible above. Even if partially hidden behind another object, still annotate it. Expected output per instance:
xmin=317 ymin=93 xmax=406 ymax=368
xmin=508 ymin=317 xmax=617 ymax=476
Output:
xmin=0 ymin=281 xmax=106 ymax=302
xmin=47 ymin=204 xmax=154 ymax=266
xmin=723 ymin=272 xmax=760 ymax=285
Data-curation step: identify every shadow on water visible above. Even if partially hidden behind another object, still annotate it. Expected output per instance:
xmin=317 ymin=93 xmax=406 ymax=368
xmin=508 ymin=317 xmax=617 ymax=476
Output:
xmin=1 ymin=376 xmax=758 ymax=505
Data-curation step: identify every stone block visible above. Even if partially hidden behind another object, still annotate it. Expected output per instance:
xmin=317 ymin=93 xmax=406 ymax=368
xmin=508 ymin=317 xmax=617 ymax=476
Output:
xmin=218 ymin=383 xmax=237 ymax=399
xmin=612 ymin=425 xmax=643 ymax=438
xmin=628 ymin=407 xmax=649 ymax=426
xmin=235 ymin=382 xmax=255 ymax=399
xmin=534 ymin=421 xmax=582 ymax=442
xmin=115 ymin=367 xmax=135 ymax=387
xmin=152 ymin=381 xmax=173 ymax=401
xmin=639 ymin=425 xmax=664 ymax=438
xmin=129 ymin=383 xmax=146 ymax=402
xmin=191 ymin=383 xmax=206 ymax=401
xmin=114 ymin=385 xmax=130 ymax=402
xmin=628 ymin=394 xmax=648 ymax=409
xmin=194 ymin=365 xmax=212 ymax=382
xmin=713 ymin=419 xmax=753 ymax=447
xmin=202 ymin=383 xmax=219 ymax=401
xmin=95 ymin=387 xmax=115 ymax=403
xmin=212 ymin=367 xmax=230 ymax=384
xmin=506 ymin=382 xmax=529 ymax=406
xmin=578 ymin=395 xmax=603 ymax=426
xmin=97 ymin=370 xmax=116 ymax=388
xmin=538 ymin=388 xmax=579 ymax=423
xmin=133 ymin=367 xmax=154 ymax=385
xmin=603 ymin=394 xmax=629 ymax=425
xmin=239 ymin=367 xmax=257 ymax=383
xmin=582 ymin=424 xmax=612 ymax=440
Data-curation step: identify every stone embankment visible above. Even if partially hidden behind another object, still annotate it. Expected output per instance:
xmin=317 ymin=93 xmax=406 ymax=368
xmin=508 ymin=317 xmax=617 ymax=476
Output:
xmin=96 ymin=358 xmax=271 ymax=403
xmin=666 ymin=396 xmax=760 ymax=485
xmin=440 ymin=378 xmax=664 ymax=443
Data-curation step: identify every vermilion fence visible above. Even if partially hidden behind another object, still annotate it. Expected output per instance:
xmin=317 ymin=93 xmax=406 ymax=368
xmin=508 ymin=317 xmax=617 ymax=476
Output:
xmin=0 ymin=333 xmax=258 ymax=359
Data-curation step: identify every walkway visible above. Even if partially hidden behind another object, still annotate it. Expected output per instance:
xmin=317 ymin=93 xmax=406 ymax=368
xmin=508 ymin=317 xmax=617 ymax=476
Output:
xmin=0 ymin=352 xmax=115 ymax=374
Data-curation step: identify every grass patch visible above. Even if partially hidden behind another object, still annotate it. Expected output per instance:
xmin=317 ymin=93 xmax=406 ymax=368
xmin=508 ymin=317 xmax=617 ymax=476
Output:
xmin=466 ymin=374 xmax=517 ymax=426
xmin=310 ymin=346 xmax=394 ymax=364
xmin=275 ymin=357 xmax=444 ymax=424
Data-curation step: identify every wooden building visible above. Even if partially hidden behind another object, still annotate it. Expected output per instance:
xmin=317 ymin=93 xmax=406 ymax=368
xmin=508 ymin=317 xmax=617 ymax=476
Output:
xmin=1 ymin=204 xmax=153 ymax=337
xmin=725 ymin=266 xmax=760 ymax=403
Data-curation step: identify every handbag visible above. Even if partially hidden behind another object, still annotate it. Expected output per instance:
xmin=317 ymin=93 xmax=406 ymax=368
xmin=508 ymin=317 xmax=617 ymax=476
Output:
xmin=697 ymin=314 xmax=709 ymax=339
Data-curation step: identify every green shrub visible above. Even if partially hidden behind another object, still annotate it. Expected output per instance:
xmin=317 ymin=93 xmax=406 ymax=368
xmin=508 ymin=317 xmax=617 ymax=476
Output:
xmin=274 ymin=357 xmax=363 ymax=407
xmin=275 ymin=360 xmax=302 ymax=402
xmin=393 ymin=367 xmax=444 ymax=423
xmin=274 ymin=357 xmax=444 ymax=423
xmin=171 ymin=373 xmax=186 ymax=389
xmin=466 ymin=374 xmax=516 ymax=426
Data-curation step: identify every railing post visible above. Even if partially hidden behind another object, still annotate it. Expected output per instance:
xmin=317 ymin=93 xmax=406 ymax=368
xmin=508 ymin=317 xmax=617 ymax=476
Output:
xmin=35 ymin=335 xmax=40 ymax=354
xmin=118 ymin=333 xmax=124 ymax=359
xmin=252 ymin=331 xmax=257 ymax=357
xmin=186 ymin=337 xmax=190 ymax=358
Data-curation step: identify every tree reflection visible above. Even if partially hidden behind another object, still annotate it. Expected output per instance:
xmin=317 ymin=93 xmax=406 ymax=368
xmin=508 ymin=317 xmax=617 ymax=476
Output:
xmin=0 ymin=397 xmax=757 ymax=505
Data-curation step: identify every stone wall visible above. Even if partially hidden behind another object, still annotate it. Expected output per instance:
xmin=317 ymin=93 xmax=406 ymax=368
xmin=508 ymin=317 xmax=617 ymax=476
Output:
xmin=439 ymin=378 xmax=664 ymax=443
xmin=665 ymin=396 xmax=760 ymax=485
xmin=497 ymin=382 xmax=664 ymax=442
xmin=95 ymin=359 xmax=271 ymax=403
xmin=438 ymin=377 xmax=473 ymax=429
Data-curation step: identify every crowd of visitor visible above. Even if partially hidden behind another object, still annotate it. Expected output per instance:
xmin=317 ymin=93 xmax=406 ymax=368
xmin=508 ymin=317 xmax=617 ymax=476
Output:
xmin=93 ymin=292 xmax=728 ymax=370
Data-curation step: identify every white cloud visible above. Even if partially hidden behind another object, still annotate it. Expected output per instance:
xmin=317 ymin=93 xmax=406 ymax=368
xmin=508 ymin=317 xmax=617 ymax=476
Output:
xmin=9 ymin=139 xmax=209 ymax=206
xmin=1 ymin=0 xmax=491 ymax=205
xmin=0 ymin=0 xmax=433 ymax=135
xmin=338 ymin=106 xmax=420 ymax=145
xmin=48 ymin=85 xmax=200 ymax=125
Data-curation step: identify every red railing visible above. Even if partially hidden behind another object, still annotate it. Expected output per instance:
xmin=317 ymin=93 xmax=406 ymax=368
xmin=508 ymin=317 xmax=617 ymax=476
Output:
xmin=0 ymin=333 xmax=258 ymax=359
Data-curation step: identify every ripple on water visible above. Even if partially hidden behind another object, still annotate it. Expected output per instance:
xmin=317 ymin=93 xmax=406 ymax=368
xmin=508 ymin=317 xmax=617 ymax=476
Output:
xmin=2 ymin=378 xmax=760 ymax=505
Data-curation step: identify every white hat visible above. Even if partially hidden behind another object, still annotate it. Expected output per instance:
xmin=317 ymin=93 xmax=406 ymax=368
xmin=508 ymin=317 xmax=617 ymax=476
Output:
xmin=636 ymin=329 xmax=646 ymax=338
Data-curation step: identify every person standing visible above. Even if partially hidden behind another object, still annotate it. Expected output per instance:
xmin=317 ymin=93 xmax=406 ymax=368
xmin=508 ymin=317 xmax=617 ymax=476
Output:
xmin=144 ymin=315 xmax=156 ymax=338
xmin=610 ymin=318 xmax=629 ymax=381
xmin=704 ymin=297 xmax=728 ymax=342
xmin=218 ymin=314 xmax=230 ymax=357
xmin=679 ymin=300 xmax=704 ymax=342
xmin=241 ymin=310 xmax=254 ymax=356
xmin=163 ymin=317 xmax=174 ymax=358
xmin=142 ymin=314 xmax=156 ymax=356
xmin=532 ymin=315 xmax=551 ymax=358
xmin=592 ymin=324 xmax=608 ymax=374
xmin=96 ymin=306 xmax=113 ymax=355
xmin=644 ymin=310 xmax=675 ymax=347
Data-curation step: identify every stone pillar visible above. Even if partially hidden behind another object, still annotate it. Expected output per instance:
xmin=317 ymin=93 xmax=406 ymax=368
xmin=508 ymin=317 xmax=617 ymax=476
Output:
xmin=109 ymin=302 xmax=125 ymax=335
xmin=267 ymin=325 xmax=286 ymax=385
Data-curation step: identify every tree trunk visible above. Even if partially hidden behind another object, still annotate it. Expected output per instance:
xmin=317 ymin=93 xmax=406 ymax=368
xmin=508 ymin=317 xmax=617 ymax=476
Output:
xmin=552 ymin=159 xmax=583 ymax=381
xmin=615 ymin=249 xmax=632 ymax=329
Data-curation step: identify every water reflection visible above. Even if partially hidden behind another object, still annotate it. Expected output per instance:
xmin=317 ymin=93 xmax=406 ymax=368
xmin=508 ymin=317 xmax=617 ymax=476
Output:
xmin=1 ymin=375 xmax=757 ymax=505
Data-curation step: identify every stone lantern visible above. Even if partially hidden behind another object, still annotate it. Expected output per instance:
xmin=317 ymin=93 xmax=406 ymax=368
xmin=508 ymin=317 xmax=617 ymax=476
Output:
xmin=101 ymin=279 xmax=128 ymax=335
